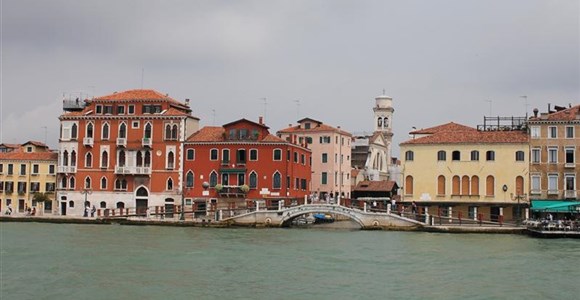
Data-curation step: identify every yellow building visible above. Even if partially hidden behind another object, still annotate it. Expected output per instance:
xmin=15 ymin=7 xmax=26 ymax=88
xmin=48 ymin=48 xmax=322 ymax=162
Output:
xmin=0 ymin=141 xmax=58 ymax=215
xmin=400 ymin=122 xmax=529 ymax=222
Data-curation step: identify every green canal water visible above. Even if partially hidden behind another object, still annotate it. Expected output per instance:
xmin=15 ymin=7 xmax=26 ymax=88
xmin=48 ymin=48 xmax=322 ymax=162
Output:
xmin=1 ymin=223 xmax=579 ymax=300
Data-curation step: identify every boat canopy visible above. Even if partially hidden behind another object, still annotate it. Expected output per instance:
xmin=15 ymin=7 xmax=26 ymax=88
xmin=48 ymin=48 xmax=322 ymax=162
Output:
xmin=530 ymin=200 xmax=580 ymax=213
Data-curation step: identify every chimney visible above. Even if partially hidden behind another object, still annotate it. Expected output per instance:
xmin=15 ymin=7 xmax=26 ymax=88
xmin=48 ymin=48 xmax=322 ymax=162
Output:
xmin=533 ymin=108 xmax=539 ymax=118
xmin=259 ymin=116 xmax=263 ymax=125
xmin=185 ymin=99 xmax=190 ymax=106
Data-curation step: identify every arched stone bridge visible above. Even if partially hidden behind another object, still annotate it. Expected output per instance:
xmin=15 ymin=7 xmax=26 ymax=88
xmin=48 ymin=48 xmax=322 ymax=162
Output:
xmin=221 ymin=204 xmax=425 ymax=230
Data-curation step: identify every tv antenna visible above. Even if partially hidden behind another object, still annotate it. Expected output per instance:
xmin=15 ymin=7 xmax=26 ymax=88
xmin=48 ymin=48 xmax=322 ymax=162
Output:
xmin=260 ymin=98 xmax=267 ymax=122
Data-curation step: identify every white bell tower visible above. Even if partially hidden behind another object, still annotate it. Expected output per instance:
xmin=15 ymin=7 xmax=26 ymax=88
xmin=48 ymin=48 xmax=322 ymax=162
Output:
xmin=373 ymin=91 xmax=394 ymax=138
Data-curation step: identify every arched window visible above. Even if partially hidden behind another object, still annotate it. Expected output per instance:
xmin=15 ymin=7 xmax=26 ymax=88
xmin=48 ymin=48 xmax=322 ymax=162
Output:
xmin=85 ymin=152 xmax=92 ymax=168
xmin=101 ymin=177 xmax=107 ymax=189
xmin=437 ymin=175 xmax=446 ymax=195
xmin=486 ymin=175 xmax=495 ymax=196
xmin=144 ymin=123 xmax=152 ymax=139
xmin=144 ymin=151 xmax=151 ymax=167
xmin=119 ymin=122 xmax=127 ymax=139
xmin=486 ymin=151 xmax=495 ymax=161
xmin=165 ymin=124 xmax=172 ymax=140
xmin=115 ymin=179 xmax=121 ymax=190
xmin=121 ymin=179 xmax=127 ymax=190
xmin=471 ymin=150 xmax=479 ymax=161
xmin=70 ymin=150 xmax=76 ymax=167
xmin=273 ymin=172 xmax=281 ymax=189
xmin=63 ymin=150 xmax=69 ymax=166
xmin=118 ymin=150 xmax=126 ymax=167
xmin=405 ymin=176 xmax=413 ymax=195
xmin=116 ymin=202 xmax=125 ymax=209
xmin=405 ymin=151 xmax=414 ymax=161
xmin=100 ymin=201 xmax=106 ymax=208
xmin=437 ymin=151 xmax=446 ymax=161
xmin=515 ymin=151 xmax=525 ymax=162
xmin=452 ymin=151 xmax=461 ymax=161
xmin=186 ymin=171 xmax=194 ymax=188
xmin=71 ymin=123 xmax=78 ymax=139
xmin=137 ymin=151 xmax=143 ymax=167
xmin=461 ymin=176 xmax=470 ymax=195
xmin=61 ymin=176 xmax=67 ymax=189
xmin=86 ymin=122 xmax=94 ymax=138
xmin=471 ymin=176 xmax=480 ymax=195
xmin=167 ymin=178 xmax=173 ymax=190
xmin=69 ymin=176 xmax=75 ymax=189
xmin=515 ymin=176 xmax=524 ymax=195
xmin=452 ymin=176 xmax=460 ymax=195
xmin=209 ymin=171 xmax=218 ymax=187
xmin=136 ymin=187 xmax=148 ymax=197
xmin=249 ymin=171 xmax=258 ymax=189
xmin=167 ymin=151 xmax=175 ymax=169
xmin=69 ymin=201 xmax=75 ymax=208
xmin=102 ymin=123 xmax=110 ymax=140
xmin=171 ymin=125 xmax=178 ymax=140
xmin=84 ymin=176 xmax=91 ymax=189
xmin=101 ymin=150 xmax=108 ymax=168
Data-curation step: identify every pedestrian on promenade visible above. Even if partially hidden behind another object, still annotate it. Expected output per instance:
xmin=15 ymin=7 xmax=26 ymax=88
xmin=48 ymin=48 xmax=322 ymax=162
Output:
xmin=31 ymin=207 xmax=36 ymax=216
xmin=5 ymin=204 xmax=12 ymax=215
xmin=83 ymin=206 xmax=89 ymax=217
xmin=391 ymin=198 xmax=396 ymax=211
xmin=91 ymin=205 xmax=96 ymax=217
xmin=412 ymin=201 xmax=418 ymax=214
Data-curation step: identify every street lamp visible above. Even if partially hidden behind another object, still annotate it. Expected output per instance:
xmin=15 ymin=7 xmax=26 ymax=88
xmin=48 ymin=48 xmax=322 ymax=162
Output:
xmin=511 ymin=192 xmax=527 ymax=224
xmin=80 ymin=188 xmax=92 ymax=217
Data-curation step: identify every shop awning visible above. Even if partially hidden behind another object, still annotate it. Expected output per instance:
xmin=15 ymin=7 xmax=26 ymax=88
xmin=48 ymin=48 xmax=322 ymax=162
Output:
xmin=530 ymin=200 xmax=580 ymax=212
xmin=219 ymin=168 xmax=246 ymax=173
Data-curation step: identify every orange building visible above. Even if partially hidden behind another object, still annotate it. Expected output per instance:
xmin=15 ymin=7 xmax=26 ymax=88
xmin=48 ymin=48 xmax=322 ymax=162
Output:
xmin=183 ymin=118 xmax=311 ymax=212
xmin=56 ymin=89 xmax=199 ymax=216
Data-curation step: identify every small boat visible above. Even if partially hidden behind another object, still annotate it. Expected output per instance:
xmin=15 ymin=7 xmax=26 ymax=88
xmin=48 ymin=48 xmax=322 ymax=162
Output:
xmin=313 ymin=213 xmax=335 ymax=224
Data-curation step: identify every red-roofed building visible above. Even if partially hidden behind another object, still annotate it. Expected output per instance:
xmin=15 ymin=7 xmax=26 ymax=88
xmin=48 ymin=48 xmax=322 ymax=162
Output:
xmin=528 ymin=104 xmax=580 ymax=209
xmin=278 ymin=118 xmax=351 ymax=201
xmin=400 ymin=121 xmax=529 ymax=222
xmin=1 ymin=142 xmax=58 ymax=214
xmin=183 ymin=118 xmax=311 ymax=214
xmin=56 ymin=89 xmax=199 ymax=216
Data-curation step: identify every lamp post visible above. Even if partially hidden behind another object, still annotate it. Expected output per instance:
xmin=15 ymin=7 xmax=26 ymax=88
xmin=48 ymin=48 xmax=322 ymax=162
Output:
xmin=511 ymin=192 xmax=527 ymax=224
xmin=80 ymin=188 xmax=92 ymax=217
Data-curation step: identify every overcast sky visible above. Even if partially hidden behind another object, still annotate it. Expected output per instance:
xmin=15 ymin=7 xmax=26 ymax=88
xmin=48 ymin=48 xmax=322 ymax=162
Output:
xmin=1 ymin=0 xmax=578 ymax=155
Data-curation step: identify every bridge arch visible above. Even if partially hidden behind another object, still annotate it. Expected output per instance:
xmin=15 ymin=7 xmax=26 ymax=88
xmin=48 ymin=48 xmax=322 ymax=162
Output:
xmin=279 ymin=205 xmax=366 ymax=228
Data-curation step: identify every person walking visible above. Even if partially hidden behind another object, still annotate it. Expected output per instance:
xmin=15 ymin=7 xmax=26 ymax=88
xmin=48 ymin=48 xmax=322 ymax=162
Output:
xmin=5 ymin=204 xmax=12 ymax=215
xmin=90 ymin=205 xmax=96 ymax=217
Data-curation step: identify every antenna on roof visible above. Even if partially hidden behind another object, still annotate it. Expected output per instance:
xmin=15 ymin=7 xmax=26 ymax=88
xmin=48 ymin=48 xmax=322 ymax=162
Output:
xmin=260 ymin=98 xmax=267 ymax=123
xmin=382 ymin=88 xmax=386 ymax=95
xmin=41 ymin=126 xmax=47 ymax=145
xmin=520 ymin=95 xmax=528 ymax=118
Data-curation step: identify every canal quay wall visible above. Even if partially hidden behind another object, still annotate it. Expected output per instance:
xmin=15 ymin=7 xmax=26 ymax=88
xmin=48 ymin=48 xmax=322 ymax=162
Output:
xmin=1 ymin=215 xmax=529 ymax=235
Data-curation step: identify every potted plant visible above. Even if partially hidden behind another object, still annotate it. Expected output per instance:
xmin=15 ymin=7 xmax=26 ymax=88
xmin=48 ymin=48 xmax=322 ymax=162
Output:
xmin=215 ymin=184 xmax=223 ymax=192
xmin=239 ymin=184 xmax=250 ymax=193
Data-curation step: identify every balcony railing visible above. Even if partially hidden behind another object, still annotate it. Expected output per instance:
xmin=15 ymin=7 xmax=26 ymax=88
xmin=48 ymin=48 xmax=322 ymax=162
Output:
xmin=142 ymin=138 xmax=152 ymax=147
xmin=565 ymin=190 xmax=577 ymax=199
xmin=114 ymin=165 xmax=151 ymax=175
xmin=83 ymin=137 xmax=94 ymax=147
xmin=117 ymin=138 xmax=127 ymax=147
xmin=57 ymin=166 xmax=77 ymax=173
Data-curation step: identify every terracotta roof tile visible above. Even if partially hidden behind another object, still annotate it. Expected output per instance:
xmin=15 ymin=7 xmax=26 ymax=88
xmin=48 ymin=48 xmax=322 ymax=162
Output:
xmin=262 ymin=134 xmax=286 ymax=142
xmin=410 ymin=122 xmax=476 ymax=134
xmin=0 ymin=152 xmax=58 ymax=161
xmin=354 ymin=180 xmax=398 ymax=192
xmin=22 ymin=141 xmax=48 ymax=148
xmin=401 ymin=128 xmax=528 ymax=145
xmin=186 ymin=127 xmax=225 ymax=142
xmin=162 ymin=107 xmax=190 ymax=117
xmin=95 ymin=89 xmax=180 ymax=103
xmin=530 ymin=105 xmax=580 ymax=121
xmin=278 ymin=123 xmax=352 ymax=137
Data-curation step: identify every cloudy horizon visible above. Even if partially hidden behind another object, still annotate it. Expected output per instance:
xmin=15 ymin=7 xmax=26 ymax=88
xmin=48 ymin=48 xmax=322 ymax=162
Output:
xmin=1 ymin=0 xmax=578 ymax=156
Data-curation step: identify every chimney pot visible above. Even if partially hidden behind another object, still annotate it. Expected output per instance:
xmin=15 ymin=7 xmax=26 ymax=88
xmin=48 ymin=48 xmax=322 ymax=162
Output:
xmin=259 ymin=116 xmax=263 ymax=124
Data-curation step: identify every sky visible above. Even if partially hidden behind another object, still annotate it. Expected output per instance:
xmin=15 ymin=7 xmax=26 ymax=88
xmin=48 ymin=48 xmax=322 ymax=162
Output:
xmin=1 ymin=0 xmax=578 ymax=156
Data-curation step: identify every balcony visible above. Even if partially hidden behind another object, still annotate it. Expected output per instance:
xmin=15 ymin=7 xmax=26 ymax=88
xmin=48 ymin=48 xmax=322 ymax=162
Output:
xmin=142 ymin=138 xmax=152 ymax=147
xmin=114 ymin=165 xmax=151 ymax=175
xmin=216 ymin=185 xmax=248 ymax=198
xmin=565 ymin=190 xmax=577 ymax=199
xmin=57 ymin=166 xmax=77 ymax=174
xmin=548 ymin=189 xmax=559 ymax=196
xmin=565 ymin=162 xmax=575 ymax=168
xmin=116 ymin=138 xmax=127 ymax=147
xmin=83 ymin=137 xmax=94 ymax=147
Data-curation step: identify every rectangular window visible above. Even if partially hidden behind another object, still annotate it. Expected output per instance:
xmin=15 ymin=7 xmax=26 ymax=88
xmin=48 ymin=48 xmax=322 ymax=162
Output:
xmin=548 ymin=126 xmax=557 ymax=138
xmin=210 ymin=149 xmax=218 ymax=161
xmin=566 ymin=126 xmax=574 ymax=138
xmin=301 ymin=154 xmax=305 ymax=165
xmin=287 ymin=150 xmax=290 ymax=161
xmin=334 ymin=172 xmax=338 ymax=185
xmin=0 ymin=181 xmax=3 ymax=192
xmin=32 ymin=164 xmax=39 ymax=174
xmin=186 ymin=149 xmax=195 ymax=160
xmin=319 ymin=136 xmax=331 ymax=144
xmin=301 ymin=179 xmax=307 ymax=190
xmin=46 ymin=182 xmax=55 ymax=192
xmin=239 ymin=129 xmax=248 ymax=139
xmin=0 ymin=164 xmax=3 ymax=174
xmin=548 ymin=147 xmax=558 ymax=163
xmin=128 ymin=105 xmax=135 ymax=114
xmin=471 ymin=151 xmax=479 ymax=161
xmin=531 ymin=175 xmax=541 ymax=193
xmin=273 ymin=149 xmax=282 ymax=161
xmin=565 ymin=175 xmax=575 ymax=191
xmin=250 ymin=149 xmax=258 ymax=161
xmin=20 ymin=164 xmax=26 ymax=175
xmin=49 ymin=165 xmax=55 ymax=175
xmin=30 ymin=182 xmax=40 ymax=192
xmin=548 ymin=174 xmax=558 ymax=194
xmin=95 ymin=105 xmax=102 ymax=114
xmin=565 ymin=148 xmax=575 ymax=165
xmin=103 ymin=105 xmax=113 ymax=114
xmin=531 ymin=148 xmax=541 ymax=163
xmin=530 ymin=126 xmax=540 ymax=139
xmin=321 ymin=172 xmax=328 ymax=185
xmin=117 ymin=105 xmax=125 ymax=114
xmin=295 ymin=178 xmax=299 ymax=190
xmin=17 ymin=182 xmax=27 ymax=194
xmin=322 ymin=153 xmax=328 ymax=163
xmin=8 ymin=164 xmax=13 ymax=175
xmin=293 ymin=152 xmax=298 ymax=163
xmin=132 ymin=121 xmax=139 ymax=129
